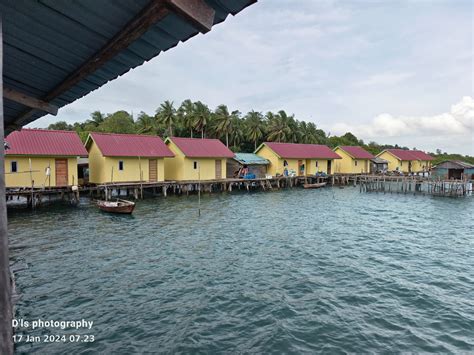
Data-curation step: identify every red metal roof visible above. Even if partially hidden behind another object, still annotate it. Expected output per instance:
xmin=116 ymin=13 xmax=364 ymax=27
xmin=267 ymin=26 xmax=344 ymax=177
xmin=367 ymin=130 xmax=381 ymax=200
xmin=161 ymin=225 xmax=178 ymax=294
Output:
xmin=89 ymin=132 xmax=174 ymax=157
xmin=410 ymin=150 xmax=434 ymax=161
xmin=5 ymin=129 xmax=88 ymax=157
xmin=339 ymin=146 xmax=374 ymax=159
xmin=386 ymin=149 xmax=433 ymax=161
xmin=168 ymin=137 xmax=234 ymax=158
xmin=262 ymin=142 xmax=341 ymax=159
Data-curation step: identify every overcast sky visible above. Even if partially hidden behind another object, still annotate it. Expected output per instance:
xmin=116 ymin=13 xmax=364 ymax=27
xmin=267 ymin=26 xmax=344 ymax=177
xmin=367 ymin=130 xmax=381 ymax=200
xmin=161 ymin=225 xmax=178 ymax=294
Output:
xmin=30 ymin=0 xmax=473 ymax=155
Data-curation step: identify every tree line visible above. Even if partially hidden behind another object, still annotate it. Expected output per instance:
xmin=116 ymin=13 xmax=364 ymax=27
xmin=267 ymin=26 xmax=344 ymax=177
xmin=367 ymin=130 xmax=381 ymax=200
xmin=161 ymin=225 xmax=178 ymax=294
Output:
xmin=47 ymin=99 xmax=474 ymax=165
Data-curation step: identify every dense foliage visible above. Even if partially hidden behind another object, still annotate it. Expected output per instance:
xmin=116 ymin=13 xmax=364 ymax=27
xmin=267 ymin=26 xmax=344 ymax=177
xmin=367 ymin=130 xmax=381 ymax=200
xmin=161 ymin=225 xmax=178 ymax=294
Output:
xmin=47 ymin=100 xmax=473 ymax=163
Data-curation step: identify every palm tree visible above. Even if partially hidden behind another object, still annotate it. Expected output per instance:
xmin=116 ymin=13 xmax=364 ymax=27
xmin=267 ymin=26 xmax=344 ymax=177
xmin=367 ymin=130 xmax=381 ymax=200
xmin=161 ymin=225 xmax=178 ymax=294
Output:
xmin=86 ymin=110 xmax=105 ymax=127
xmin=278 ymin=110 xmax=299 ymax=143
xmin=156 ymin=100 xmax=176 ymax=137
xmin=214 ymin=104 xmax=232 ymax=147
xmin=245 ymin=110 xmax=264 ymax=150
xmin=193 ymin=101 xmax=211 ymax=138
xmin=178 ymin=99 xmax=195 ymax=138
xmin=231 ymin=117 xmax=245 ymax=149
xmin=267 ymin=111 xmax=290 ymax=142
xmin=136 ymin=112 xmax=156 ymax=134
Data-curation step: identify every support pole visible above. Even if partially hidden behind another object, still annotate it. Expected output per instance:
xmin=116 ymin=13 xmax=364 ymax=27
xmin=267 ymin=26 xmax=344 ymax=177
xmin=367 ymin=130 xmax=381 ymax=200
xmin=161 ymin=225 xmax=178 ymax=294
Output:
xmin=0 ymin=16 xmax=14 ymax=355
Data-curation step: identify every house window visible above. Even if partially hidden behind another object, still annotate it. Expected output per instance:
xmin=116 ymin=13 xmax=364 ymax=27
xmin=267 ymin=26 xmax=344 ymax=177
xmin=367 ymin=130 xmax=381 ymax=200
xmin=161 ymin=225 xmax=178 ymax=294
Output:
xmin=283 ymin=160 xmax=288 ymax=166
xmin=11 ymin=161 xmax=18 ymax=173
xmin=355 ymin=161 xmax=358 ymax=166
xmin=194 ymin=161 xmax=198 ymax=169
xmin=118 ymin=161 xmax=124 ymax=171
xmin=315 ymin=161 xmax=318 ymax=168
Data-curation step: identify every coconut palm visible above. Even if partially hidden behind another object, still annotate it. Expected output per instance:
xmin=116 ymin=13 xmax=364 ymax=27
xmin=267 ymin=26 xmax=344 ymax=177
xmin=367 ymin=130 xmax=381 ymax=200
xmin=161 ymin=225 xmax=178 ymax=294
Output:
xmin=193 ymin=101 xmax=211 ymax=138
xmin=156 ymin=100 xmax=176 ymax=137
xmin=267 ymin=111 xmax=291 ymax=142
xmin=136 ymin=112 xmax=156 ymax=134
xmin=178 ymin=99 xmax=195 ymax=138
xmin=245 ymin=110 xmax=265 ymax=150
xmin=214 ymin=104 xmax=233 ymax=147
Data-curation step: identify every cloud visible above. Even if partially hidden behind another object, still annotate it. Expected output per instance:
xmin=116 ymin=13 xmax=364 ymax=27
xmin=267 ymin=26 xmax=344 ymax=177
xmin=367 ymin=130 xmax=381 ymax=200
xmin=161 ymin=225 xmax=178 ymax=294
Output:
xmin=28 ymin=1 xmax=471 ymax=154
xmin=355 ymin=72 xmax=414 ymax=87
xmin=330 ymin=96 xmax=474 ymax=149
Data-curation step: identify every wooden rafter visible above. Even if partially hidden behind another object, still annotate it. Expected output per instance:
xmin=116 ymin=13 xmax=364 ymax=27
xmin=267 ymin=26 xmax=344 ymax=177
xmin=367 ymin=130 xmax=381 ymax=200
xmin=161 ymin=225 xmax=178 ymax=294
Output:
xmin=3 ymin=87 xmax=58 ymax=115
xmin=9 ymin=0 xmax=216 ymax=130
xmin=166 ymin=0 xmax=215 ymax=33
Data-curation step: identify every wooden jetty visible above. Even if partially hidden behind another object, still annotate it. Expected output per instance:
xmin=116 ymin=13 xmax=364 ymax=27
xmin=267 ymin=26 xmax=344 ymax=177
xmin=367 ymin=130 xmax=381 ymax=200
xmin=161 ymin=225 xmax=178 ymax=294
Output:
xmin=6 ymin=174 xmax=472 ymax=209
xmin=6 ymin=175 xmax=327 ymax=208
xmin=359 ymin=175 xmax=472 ymax=197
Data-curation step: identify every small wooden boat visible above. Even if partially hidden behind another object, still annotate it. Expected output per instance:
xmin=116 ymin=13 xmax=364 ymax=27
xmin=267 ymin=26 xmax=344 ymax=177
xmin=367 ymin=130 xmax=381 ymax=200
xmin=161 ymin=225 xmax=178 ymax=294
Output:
xmin=303 ymin=182 xmax=327 ymax=189
xmin=96 ymin=199 xmax=135 ymax=214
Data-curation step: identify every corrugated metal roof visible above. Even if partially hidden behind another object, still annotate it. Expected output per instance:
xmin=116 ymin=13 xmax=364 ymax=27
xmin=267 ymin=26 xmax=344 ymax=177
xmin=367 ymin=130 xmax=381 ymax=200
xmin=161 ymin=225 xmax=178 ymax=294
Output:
xmin=168 ymin=137 xmax=234 ymax=158
xmin=384 ymin=149 xmax=433 ymax=161
xmin=338 ymin=146 xmax=374 ymax=159
xmin=433 ymin=160 xmax=474 ymax=169
xmin=260 ymin=142 xmax=341 ymax=159
xmin=410 ymin=150 xmax=434 ymax=161
xmin=88 ymin=132 xmax=174 ymax=157
xmin=371 ymin=157 xmax=388 ymax=164
xmin=233 ymin=153 xmax=269 ymax=165
xmin=1 ymin=0 xmax=256 ymax=132
xmin=5 ymin=128 xmax=88 ymax=157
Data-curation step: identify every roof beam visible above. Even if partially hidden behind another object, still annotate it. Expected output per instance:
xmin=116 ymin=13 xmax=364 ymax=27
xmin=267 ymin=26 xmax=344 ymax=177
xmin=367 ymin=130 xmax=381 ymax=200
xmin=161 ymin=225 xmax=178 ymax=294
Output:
xmin=8 ymin=0 xmax=170 ymax=131
xmin=3 ymin=87 xmax=58 ymax=115
xmin=43 ymin=0 xmax=169 ymax=104
xmin=7 ymin=0 xmax=216 ymax=131
xmin=165 ymin=0 xmax=215 ymax=33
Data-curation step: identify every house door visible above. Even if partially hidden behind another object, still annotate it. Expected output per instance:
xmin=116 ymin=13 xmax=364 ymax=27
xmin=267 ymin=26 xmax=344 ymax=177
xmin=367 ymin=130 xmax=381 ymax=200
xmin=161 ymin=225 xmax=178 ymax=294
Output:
xmin=215 ymin=160 xmax=222 ymax=179
xmin=149 ymin=159 xmax=157 ymax=182
xmin=298 ymin=160 xmax=304 ymax=176
xmin=327 ymin=160 xmax=332 ymax=174
xmin=55 ymin=159 xmax=68 ymax=186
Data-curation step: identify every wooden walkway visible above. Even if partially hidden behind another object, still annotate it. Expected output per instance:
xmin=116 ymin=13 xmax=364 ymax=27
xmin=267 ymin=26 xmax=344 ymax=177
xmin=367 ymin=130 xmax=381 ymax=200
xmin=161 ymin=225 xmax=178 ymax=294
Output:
xmin=6 ymin=174 xmax=472 ymax=208
xmin=359 ymin=175 xmax=472 ymax=197
xmin=6 ymin=175 xmax=326 ymax=208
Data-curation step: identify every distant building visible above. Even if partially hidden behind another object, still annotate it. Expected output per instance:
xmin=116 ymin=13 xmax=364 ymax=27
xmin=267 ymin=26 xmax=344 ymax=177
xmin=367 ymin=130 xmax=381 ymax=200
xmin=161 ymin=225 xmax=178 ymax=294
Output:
xmin=164 ymin=137 xmax=234 ymax=181
xmin=370 ymin=157 xmax=389 ymax=173
xmin=333 ymin=146 xmax=374 ymax=174
xmin=376 ymin=149 xmax=433 ymax=173
xmin=86 ymin=132 xmax=174 ymax=184
xmin=227 ymin=153 xmax=270 ymax=178
xmin=255 ymin=142 xmax=341 ymax=176
xmin=432 ymin=160 xmax=474 ymax=180
xmin=5 ymin=129 xmax=88 ymax=188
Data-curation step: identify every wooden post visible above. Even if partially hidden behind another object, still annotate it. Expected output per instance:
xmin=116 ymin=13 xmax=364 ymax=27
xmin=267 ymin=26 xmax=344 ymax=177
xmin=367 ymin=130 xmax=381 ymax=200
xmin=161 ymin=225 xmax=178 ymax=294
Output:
xmin=0 ymin=16 xmax=13 ymax=355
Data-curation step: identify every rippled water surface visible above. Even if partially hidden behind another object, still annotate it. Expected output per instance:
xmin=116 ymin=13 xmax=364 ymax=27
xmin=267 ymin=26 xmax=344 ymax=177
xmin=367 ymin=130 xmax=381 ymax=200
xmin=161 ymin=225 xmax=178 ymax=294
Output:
xmin=8 ymin=188 xmax=474 ymax=354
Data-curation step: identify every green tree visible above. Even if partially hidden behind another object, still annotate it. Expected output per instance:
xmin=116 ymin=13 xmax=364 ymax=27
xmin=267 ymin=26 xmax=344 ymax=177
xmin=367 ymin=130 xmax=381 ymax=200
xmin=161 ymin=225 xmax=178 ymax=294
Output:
xmin=245 ymin=110 xmax=265 ymax=150
xmin=178 ymin=99 xmax=195 ymax=138
xmin=48 ymin=121 xmax=73 ymax=130
xmin=156 ymin=100 xmax=176 ymax=137
xmin=98 ymin=111 xmax=136 ymax=134
xmin=193 ymin=101 xmax=211 ymax=138
xmin=136 ymin=112 xmax=156 ymax=134
xmin=267 ymin=111 xmax=291 ymax=142
xmin=89 ymin=111 xmax=105 ymax=126
xmin=214 ymin=104 xmax=233 ymax=147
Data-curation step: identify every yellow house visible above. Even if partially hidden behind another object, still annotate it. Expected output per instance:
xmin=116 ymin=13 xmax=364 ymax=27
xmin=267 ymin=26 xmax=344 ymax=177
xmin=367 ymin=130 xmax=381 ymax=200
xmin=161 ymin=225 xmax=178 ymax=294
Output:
xmin=255 ymin=142 xmax=341 ymax=176
xmin=86 ymin=132 xmax=174 ymax=184
xmin=376 ymin=149 xmax=434 ymax=173
xmin=4 ymin=129 xmax=88 ymax=188
xmin=333 ymin=146 xmax=374 ymax=174
xmin=164 ymin=137 xmax=234 ymax=181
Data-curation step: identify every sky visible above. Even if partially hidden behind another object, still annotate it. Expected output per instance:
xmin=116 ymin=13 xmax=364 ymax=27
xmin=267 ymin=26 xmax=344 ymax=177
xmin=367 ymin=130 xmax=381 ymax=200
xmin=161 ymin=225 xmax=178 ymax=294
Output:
xmin=30 ymin=0 xmax=473 ymax=155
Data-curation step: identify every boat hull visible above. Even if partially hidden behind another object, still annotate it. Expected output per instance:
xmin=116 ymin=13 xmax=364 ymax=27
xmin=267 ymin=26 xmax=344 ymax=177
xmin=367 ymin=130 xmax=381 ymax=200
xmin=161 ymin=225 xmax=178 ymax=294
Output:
xmin=97 ymin=200 xmax=135 ymax=214
xmin=303 ymin=182 xmax=327 ymax=189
